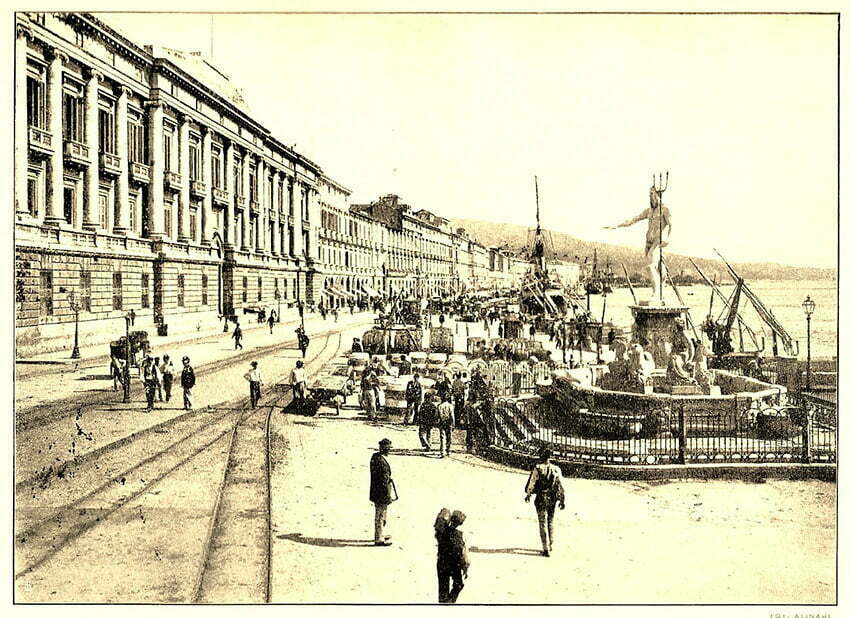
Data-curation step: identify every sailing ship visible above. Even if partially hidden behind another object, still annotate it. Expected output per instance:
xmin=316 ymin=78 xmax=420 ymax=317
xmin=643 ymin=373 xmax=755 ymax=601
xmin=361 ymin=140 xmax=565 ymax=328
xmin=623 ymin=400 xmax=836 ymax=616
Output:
xmin=519 ymin=177 xmax=579 ymax=316
xmin=583 ymin=251 xmax=615 ymax=295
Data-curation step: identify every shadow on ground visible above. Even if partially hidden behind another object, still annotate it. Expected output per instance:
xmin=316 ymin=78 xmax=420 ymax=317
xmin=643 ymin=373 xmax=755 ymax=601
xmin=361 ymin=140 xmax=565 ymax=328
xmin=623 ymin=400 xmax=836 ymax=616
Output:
xmin=276 ymin=532 xmax=375 ymax=548
xmin=469 ymin=546 xmax=540 ymax=556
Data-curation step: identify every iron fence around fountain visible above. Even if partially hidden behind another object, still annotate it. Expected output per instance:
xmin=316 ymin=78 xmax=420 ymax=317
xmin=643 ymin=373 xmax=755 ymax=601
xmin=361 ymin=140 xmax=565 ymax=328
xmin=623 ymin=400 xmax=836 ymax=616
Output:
xmin=483 ymin=387 xmax=836 ymax=467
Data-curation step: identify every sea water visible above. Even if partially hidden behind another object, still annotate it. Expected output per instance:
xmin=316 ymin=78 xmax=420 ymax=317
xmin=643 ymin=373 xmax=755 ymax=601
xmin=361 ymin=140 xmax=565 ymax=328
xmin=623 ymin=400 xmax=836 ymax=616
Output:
xmin=583 ymin=279 xmax=837 ymax=359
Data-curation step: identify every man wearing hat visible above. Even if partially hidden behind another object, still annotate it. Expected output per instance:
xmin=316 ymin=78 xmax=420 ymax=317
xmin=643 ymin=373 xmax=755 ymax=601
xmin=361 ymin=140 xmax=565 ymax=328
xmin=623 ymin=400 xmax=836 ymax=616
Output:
xmin=524 ymin=447 xmax=565 ymax=556
xmin=404 ymin=373 xmax=424 ymax=425
xmin=180 ymin=356 xmax=196 ymax=411
xmin=370 ymin=438 xmax=396 ymax=546
xmin=244 ymin=361 xmax=264 ymax=409
xmin=436 ymin=509 xmax=470 ymax=603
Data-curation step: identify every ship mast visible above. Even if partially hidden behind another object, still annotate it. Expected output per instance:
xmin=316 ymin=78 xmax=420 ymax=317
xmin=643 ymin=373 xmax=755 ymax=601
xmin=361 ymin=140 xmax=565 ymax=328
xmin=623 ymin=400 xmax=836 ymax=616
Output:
xmin=535 ymin=175 xmax=541 ymax=235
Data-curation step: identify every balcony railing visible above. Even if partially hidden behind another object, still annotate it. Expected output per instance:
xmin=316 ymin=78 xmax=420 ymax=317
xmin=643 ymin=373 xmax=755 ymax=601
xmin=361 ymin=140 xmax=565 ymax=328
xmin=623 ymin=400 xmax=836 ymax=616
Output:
xmin=190 ymin=180 xmax=207 ymax=198
xmin=250 ymin=199 xmax=260 ymax=213
xmin=130 ymin=162 xmax=151 ymax=184
xmin=63 ymin=140 xmax=89 ymax=167
xmin=100 ymin=152 xmax=121 ymax=176
xmin=164 ymin=171 xmax=182 ymax=192
xmin=235 ymin=195 xmax=246 ymax=209
xmin=28 ymin=126 xmax=53 ymax=157
xmin=212 ymin=187 xmax=229 ymax=206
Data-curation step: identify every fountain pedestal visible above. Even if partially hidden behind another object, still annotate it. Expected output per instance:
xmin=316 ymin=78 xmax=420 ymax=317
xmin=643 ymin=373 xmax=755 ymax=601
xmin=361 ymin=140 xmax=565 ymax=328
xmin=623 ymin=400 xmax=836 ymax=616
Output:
xmin=630 ymin=303 xmax=689 ymax=368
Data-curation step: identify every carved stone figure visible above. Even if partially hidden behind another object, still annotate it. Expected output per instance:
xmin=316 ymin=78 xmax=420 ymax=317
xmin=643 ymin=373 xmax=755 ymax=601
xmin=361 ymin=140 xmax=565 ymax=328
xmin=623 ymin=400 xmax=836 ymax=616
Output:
xmin=604 ymin=174 xmax=672 ymax=303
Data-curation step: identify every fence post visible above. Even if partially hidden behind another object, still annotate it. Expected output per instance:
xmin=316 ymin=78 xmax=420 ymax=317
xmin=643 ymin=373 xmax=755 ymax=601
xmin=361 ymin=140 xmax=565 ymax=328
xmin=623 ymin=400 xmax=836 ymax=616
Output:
xmin=677 ymin=404 xmax=687 ymax=465
xmin=801 ymin=398 xmax=812 ymax=464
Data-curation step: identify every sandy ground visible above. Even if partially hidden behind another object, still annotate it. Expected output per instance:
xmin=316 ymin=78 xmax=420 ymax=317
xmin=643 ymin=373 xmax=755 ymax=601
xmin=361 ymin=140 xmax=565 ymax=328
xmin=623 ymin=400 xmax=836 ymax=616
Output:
xmin=269 ymin=405 xmax=836 ymax=604
xmin=14 ymin=318 xmax=371 ymax=602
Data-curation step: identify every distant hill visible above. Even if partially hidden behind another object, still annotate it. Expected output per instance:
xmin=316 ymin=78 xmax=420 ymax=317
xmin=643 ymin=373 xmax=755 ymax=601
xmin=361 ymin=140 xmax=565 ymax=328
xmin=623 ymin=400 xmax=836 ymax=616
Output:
xmin=451 ymin=217 xmax=836 ymax=283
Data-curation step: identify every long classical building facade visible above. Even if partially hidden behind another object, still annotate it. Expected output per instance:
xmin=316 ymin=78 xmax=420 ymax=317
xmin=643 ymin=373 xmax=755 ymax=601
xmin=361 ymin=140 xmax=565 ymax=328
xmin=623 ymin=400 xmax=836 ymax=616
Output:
xmin=14 ymin=12 xmax=532 ymax=355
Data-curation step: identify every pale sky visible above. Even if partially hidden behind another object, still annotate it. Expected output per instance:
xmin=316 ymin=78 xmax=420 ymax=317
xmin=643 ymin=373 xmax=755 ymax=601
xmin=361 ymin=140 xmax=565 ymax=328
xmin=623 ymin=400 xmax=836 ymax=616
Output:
xmin=98 ymin=12 xmax=838 ymax=268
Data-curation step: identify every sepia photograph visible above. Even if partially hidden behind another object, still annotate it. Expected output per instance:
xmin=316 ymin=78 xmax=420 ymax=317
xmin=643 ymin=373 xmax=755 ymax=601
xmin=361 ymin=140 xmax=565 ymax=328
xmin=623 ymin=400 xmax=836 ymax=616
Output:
xmin=10 ymin=5 xmax=840 ymax=611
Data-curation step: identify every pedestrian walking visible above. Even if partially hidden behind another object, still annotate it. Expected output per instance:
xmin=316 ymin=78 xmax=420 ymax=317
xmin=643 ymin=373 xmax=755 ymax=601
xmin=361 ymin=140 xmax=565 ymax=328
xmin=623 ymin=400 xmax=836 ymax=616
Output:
xmin=360 ymin=366 xmax=378 ymax=421
xmin=370 ymin=438 xmax=396 ymax=546
xmin=140 ymin=352 xmax=158 ymax=412
xmin=268 ymin=310 xmax=276 ymax=334
xmin=128 ymin=308 xmax=136 ymax=326
xmin=160 ymin=354 xmax=175 ymax=403
xmin=110 ymin=354 xmax=124 ymax=392
xmin=437 ymin=395 xmax=455 ymax=458
xmin=451 ymin=372 xmax=467 ymax=428
xmin=419 ymin=393 xmax=438 ymax=449
xmin=290 ymin=359 xmax=307 ymax=400
xmin=296 ymin=326 xmax=310 ymax=359
xmin=435 ymin=373 xmax=452 ymax=403
xmin=524 ymin=447 xmax=566 ymax=557
xmin=244 ymin=360 xmax=264 ymax=409
xmin=436 ymin=510 xmax=470 ymax=603
xmin=351 ymin=337 xmax=364 ymax=353
xmin=333 ymin=308 xmax=339 ymax=323
xmin=152 ymin=356 xmax=164 ymax=401
xmin=232 ymin=322 xmax=243 ymax=350
xmin=180 ymin=356 xmax=196 ymax=410
xmin=404 ymin=373 xmax=424 ymax=425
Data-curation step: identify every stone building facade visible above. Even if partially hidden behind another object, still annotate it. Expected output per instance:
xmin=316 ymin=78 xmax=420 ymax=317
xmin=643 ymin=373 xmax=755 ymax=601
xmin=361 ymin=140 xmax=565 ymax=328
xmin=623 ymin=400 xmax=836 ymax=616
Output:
xmin=14 ymin=12 xmax=534 ymax=356
xmin=14 ymin=12 xmax=326 ymax=355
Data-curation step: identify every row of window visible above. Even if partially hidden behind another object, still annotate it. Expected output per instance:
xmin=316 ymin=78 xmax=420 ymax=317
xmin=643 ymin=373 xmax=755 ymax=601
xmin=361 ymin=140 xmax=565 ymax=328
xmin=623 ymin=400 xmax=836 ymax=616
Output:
xmin=35 ymin=270 xmax=211 ymax=316
xmin=240 ymin=276 xmax=294 ymax=304
xmin=27 ymin=63 xmax=309 ymax=220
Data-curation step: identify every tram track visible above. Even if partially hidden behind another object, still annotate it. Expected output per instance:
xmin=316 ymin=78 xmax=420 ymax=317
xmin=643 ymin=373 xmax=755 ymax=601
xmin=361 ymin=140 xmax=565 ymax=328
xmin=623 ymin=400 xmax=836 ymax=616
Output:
xmin=191 ymin=331 xmax=342 ymax=603
xmin=15 ymin=320 xmax=363 ymax=493
xmin=15 ymin=317 xmax=370 ymax=433
xmin=15 ymin=328 xmax=344 ymax=602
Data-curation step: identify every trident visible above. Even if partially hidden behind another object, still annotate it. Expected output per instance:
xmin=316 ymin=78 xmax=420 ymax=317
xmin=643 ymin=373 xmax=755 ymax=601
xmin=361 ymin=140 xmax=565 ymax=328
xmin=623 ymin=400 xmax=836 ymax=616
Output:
xmin=652 ymin=171 xmax=669 ymax=197
xmin=653 ymin=171 xmax=669 ymax=303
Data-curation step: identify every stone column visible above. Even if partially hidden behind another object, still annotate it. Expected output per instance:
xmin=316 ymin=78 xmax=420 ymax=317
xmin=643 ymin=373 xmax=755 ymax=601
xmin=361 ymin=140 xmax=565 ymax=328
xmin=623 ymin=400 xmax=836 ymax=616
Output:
xmin=177 ymin=113 xmax=191 ymax=242
xmin=146 ymin=100 xmax=164 ymax=239
xmin=307 ymin=186 xmax=319 ymax=261
xmin=241 ymin=151 xmax=251 ymax=251
xmin=269 ymin=171 xmax=279 ymax=255
xmin=44 ymin=47 xmax=67 ymax=226
xmin=82 ymin=68 xmax=101 ymax=230
xmin=224 ymin=139 xmax=235 ymax=248
xmin=113 ymin=85 xmax=130 ymax=234
xmin=201 ymin=126 xmax=212 ymax=245
xmin=15 ymin=24 xmax=31 ymax=216
xmin=292 ymin=177 xmax=303 ymax=256
xmin=280 ymin=174 xmax=290 ymax=255
xmin=256 ymin=158 xmax=265 ymax=253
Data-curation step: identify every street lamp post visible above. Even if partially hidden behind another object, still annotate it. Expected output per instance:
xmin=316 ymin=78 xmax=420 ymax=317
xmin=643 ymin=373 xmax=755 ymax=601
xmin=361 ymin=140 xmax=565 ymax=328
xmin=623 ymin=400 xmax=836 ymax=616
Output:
xmin=68 ymin=290 xmax=81 ymax=359
xmin=122 ymin=314 xmax=131 ymax=404
xmin=802 ymin=295 xmax=816 ymax=391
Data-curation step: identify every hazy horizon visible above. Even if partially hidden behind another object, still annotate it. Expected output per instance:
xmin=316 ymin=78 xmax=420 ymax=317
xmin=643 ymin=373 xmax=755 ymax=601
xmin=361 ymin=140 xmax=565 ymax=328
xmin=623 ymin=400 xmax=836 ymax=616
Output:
xmin=96 ymin=12 xmax=838 ymax=269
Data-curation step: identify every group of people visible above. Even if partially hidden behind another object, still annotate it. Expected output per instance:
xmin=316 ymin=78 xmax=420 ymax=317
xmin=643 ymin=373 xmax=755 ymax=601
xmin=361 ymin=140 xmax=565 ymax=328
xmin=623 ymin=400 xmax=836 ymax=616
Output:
xmin=369 ymin=439 xmax=565 ymax=603
xmin=137 ymin=352 xmax=196 ymax=412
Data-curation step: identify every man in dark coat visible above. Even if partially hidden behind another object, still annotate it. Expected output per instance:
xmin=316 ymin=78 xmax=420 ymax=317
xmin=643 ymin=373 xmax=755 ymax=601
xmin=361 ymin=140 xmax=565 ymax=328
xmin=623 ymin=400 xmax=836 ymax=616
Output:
xmin=404 ymin=373 xmax=423 ymax=425
xmin=437 ymin=510 xmax=470 ymax=603
xmin=370 ymin=438 xmax=395 ymax=546
xmin=180 ymin=356 xmax=196 ymax=411
xmin=418 ymin=393 xmax=439 ymax=450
